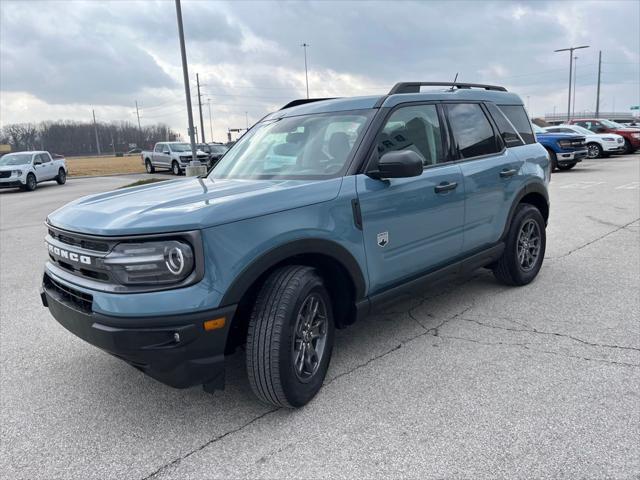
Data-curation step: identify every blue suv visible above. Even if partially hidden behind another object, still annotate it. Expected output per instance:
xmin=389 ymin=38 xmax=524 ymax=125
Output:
xmin=41 ymin=82 xmax=550 ymax=407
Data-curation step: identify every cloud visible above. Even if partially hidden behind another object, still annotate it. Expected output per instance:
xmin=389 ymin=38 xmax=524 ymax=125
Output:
xmin=1 ymin=0 xmax=638 ymax=139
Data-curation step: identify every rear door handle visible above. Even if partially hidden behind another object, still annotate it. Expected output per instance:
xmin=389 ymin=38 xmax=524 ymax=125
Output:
xmin=434 ymin=181 xmax=458 ymax=193
xmin=500 ymin=169 xmax=517 ymax=178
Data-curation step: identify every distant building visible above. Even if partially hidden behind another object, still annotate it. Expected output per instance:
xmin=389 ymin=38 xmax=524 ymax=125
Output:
xmin=545 ymin=111 xmax=637 ymax=125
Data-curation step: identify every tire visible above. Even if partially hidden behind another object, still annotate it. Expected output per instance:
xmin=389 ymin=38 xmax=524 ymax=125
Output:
xmin=24 ymin=173 xmax=37 ymax=191
xmin=546 ymin=148 xmax=557 ymax=171
xmin=623 ymin=139 xmax=636 ymax=155
xmin=145 ymin=159 xmax=155 ymax=174
xmin=172 ymin=161 xmax=181 ymax=175
xmin=56 ymin=168 xmax=66 ymax=185
xmin=246 ymin=265 xmax=335 ymax=408
xmin=586 ymin=142 xmax=602 ymax=159
xmin=493 ymin=203 xmax=546 ymax=286
xmin=557 ymin=162 xmax=576 ymax=171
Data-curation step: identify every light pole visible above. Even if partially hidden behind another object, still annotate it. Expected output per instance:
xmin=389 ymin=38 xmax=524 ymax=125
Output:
xmin=554 ymin=45 xmax=589 ymax=122
xmin=207 ymin=99 xmax=213 ymax=141
xmin=572 ymin=56 xmax=578 ymax=119
xmin=174 ymin=0 xmax=200 ymax=173
xmin=301 ymin=42 xmax=310 ymax=99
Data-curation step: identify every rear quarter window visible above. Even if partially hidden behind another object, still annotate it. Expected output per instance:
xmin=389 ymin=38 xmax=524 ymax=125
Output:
xmin=497 ymin=105 xmax=535 ymax=145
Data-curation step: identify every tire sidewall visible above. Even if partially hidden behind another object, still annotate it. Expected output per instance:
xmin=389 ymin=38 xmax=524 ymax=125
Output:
xmin=506 ymin=205 xmax=546 ymax=284
xmin=56 ymin=168 xmax=66 ymax=184
xmin=145 ymin=160 xmax=153 ymax=173
xmin=278 ymin=279 xmax=335 ymax=407
xmin=25 ymin=173 xmax=36 ymax=191
xmin=172 ymin=161 xmax=180 ymax=175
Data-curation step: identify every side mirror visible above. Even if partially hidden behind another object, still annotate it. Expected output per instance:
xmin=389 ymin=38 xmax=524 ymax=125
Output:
xmin=163 ymin=150 xmax=170 ymax=154
xmin=33 ymin=160 xmax=42 ymax=165
xmin=369 ymin=150 xmax=423 ymax=179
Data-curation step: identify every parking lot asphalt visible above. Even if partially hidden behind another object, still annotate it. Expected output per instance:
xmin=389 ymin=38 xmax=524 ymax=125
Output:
xmin=1 ymin=156 xmax=639 ymax=479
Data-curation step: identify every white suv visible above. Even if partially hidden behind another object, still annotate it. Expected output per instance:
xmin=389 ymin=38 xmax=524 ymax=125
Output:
xmin=543 ymin=125 xmax=625 ymax=158
xmin=0 ymin=151 xmax=67 ymax=191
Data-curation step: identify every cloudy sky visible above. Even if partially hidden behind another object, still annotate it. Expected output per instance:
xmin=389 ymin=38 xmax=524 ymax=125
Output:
xmin=1 ymin=0 xmax=638 ymax=141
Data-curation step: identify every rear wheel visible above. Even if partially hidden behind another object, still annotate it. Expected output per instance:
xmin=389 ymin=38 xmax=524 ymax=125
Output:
xmin=56 ymin=168 xmax=66 ymax=185
xmin=586 ymin=142 xmax=602 ymax=159
xmin=493 ymin=204 xmax=546 ymax=286
xmin=557 ymin=162 xmax=576 ymax=171
xmin=145 ymin=160 xmax=155 ymax=173
xmin=172 ymin=161 xmax=181 ymax=175
xmin=246 ymin=265 xmax=334 ymax=408
xmin=24 ymin=173 xmax=37 ymax=191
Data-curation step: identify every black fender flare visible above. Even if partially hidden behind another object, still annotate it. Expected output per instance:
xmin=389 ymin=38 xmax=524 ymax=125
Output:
xmin=500 ymin=181 xmax=550 ymax=240
xmin=220 ymin=239 xmax=367 ymax=306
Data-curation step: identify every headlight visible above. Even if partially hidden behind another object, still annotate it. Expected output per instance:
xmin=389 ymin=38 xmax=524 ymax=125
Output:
xmin=98 ymin=240 xmax=194 ymax=285
xmin=632 ymin=133 xmax=640 ymax=139
xmin=557 ymin=140 xmax=572 ymax=148
xmin=11 ymin=170 xmax=22 ymax=176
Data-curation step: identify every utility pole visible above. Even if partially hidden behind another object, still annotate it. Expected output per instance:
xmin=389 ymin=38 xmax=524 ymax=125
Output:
xmin=301 ymin=42 xmax=310 ymax=99
xmin=175 ymin=0 xmax=199 ymax=170
xmin=92 ymin=109 xmax=101 ymax=156
xmin=595 ymin=50 xmax=602 ymax=118
xmin=135 ymin=100 xmax=142 ymax=147
xmin=196 ymin=73 xmax=205 ymax=143
xmin=572 ymin=56 xmax=578 ymax=119
xmin=554 ymin=45 xmax=589 ymax=122
xmin=207 ymin=99 xmax=213 ymax=141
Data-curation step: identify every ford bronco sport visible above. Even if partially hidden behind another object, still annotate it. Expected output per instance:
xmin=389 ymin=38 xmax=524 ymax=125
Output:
xmin=41 ymin=82 xmax=550 ymax=408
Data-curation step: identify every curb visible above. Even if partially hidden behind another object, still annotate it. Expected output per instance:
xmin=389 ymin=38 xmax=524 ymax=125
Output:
xmin=68 ymin=172 xmax=148 ymax=180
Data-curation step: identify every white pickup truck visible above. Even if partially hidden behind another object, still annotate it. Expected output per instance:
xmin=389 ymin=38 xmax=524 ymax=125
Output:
xmin=0 ymin=151 xmax=67 ymax=191
xmin=141 ymin=142 xmax=209 ymax=175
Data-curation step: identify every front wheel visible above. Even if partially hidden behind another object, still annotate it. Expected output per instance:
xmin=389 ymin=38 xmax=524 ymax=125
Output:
xmin=493 ymin=204 xmax=546 ymax=286
xmin=586 ymin=142 xmax=602 ymax=159
xmin=56 ymin=168 xmax=66 ymax=185
xmin=246 ymin=265 xmax=334 ymax=408
xmin=24 ymin=173 xmax=37 ymax=191
xmin=172 ymin=161 xmax=181 ymax=175
xmin=557 ymin=162 xmax=576 ymax=171
xmin=623 ymin=139 xmax=634 ymax=154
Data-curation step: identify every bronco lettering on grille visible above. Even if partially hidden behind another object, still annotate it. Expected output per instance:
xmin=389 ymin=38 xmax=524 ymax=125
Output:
xmin=47 ymin=243 xmax=92 ymax=265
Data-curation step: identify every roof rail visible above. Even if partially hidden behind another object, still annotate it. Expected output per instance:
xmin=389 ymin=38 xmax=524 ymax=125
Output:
xmin=389 ymin=82 xmax=507 ymax=94
xmin=280 ymin=98 xmax=337 ymax=110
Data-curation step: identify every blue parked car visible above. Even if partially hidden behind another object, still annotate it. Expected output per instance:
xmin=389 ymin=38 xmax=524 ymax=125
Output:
xmin=533 ymin=124 xmax=587 ymax=171
xmin=41 ymin=82 xmax=550 ymax=407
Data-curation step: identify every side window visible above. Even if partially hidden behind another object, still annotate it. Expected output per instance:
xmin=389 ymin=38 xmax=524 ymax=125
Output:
xmin=154 ymin=143 xmax=164 ymax=153
xmin=40 ymin=153 xmax=51 ymax=163
xmin=446 ymin=103 xmax=500 ymax=158
xmin=485 ymin=103 xmax=524 ymax=147
xmin=497 ymin=105 xmax=535 ymax=144
xmin=376 ymin=104 xmax=444 ymax=166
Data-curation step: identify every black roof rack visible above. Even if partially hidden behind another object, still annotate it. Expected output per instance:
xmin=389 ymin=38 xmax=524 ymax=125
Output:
xmin=389 ymin=82 xmax=507 ymax=94
xmin=280 ymin=98 xmax=337 ymax=110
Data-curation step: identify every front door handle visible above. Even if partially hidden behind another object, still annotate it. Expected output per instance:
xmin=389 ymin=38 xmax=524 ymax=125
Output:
xmin=434 ymin=181 xmax=458 ymax=193
xmin=500 ymin=168 xmax=517 ymax=178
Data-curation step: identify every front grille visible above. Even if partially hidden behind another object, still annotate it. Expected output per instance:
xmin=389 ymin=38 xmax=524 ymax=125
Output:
xmin=44 ymin=273 xmax=93 ymax=313
xmin=0 ymin=171 xmax=11 ymax=178
xmin=48 ymin=228 xmax=109 ymax=252
xmin=572 ymin=139 xmax=585 ymax=147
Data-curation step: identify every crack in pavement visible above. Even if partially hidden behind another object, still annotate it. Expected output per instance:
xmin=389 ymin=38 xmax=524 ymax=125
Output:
xmin=142 ymin=407 xmax=279 ymax=479
xmin=460 ymin=317 xmax=640 ymax=352
xmin=547 ymin=217 xmax=640 ymax=259
xmin=440 ymin=334 xmax=640 ymax=368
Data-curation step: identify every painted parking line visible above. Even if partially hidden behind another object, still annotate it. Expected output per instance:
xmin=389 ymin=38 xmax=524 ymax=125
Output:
xmin=614 ymin=182 xmax=640 ymax=190
xmin=558 ymin=181 xmax=606 ymax=189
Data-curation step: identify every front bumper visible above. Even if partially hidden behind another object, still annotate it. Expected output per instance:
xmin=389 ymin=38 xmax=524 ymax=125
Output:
xmin=603 ymin=144 xmax=625 ymax=153
xmin=0 ymin=175 xmax=26 ymax=188
xmin=41 ymin=272 xmax=236 ymax=390
xmin=557 ymin=149 xmax=587 ymax=163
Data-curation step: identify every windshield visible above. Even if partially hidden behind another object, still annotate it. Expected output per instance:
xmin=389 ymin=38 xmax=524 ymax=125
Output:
xmin=600 ymin=119 xmax=621 ymax=129
xmin=169 ymin=143 xmax=192 ymax=152
xmin=211 ymin=111 xmax=373 ymax=180
xmin=0 ymin=153 xmax=33 ymax=166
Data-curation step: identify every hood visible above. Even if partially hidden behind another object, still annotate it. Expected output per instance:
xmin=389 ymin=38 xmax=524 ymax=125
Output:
xmin=536 ymin=132 xmax=584 ymax=140
xmin=47 ymin=176 xmax=343 ymax=236
xmin=0 ymin=164 xmax=28 ymax=171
